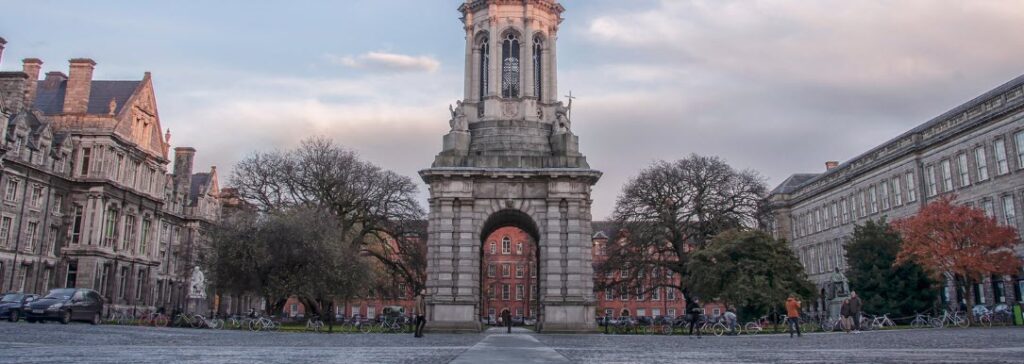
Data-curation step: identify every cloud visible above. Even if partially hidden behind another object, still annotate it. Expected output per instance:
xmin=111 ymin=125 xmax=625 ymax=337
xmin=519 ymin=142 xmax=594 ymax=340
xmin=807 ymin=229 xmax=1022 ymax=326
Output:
xmin=328 ymin=51 xmax=441 ymax=73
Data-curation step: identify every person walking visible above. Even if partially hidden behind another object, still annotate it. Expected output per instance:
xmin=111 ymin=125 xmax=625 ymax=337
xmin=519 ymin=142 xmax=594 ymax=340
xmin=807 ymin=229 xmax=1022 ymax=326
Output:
xmin=785 ymin=294 xmax=802 ymax=338
xmin=414 ymin=289 xmax=427 ymax=338
xmin=502 ymin=309 xmax=512 ymax=334
xmin=849 ymin=291 xmax=863 ymax=333
xmin=840 ymin=298 xmax=851 ymax=333
xmin=686 ymin=296 xmax=703 ymax=338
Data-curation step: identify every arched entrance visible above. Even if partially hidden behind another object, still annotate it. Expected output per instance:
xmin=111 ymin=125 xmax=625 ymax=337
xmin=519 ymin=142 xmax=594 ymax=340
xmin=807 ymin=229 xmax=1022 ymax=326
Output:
xmin=479 ymin=209 xmax=541 ymax=329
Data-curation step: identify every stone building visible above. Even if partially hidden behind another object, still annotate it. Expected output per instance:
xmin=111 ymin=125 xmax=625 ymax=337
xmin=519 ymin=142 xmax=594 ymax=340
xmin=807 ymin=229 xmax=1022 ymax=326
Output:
xmin=420 ymin=0 xmax=601 ymax=333
xmin=769 ymin=74 xmax=1024 ymax=309
xmin=480 ymin=226 xmax=538 ymax=322
xmin=0 ymin=39 xmax=220 ymax=313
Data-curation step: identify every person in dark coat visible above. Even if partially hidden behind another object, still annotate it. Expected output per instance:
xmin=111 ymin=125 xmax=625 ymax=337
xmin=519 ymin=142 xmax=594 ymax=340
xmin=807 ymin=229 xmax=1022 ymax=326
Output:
xmin=502 ymin=309 xmax=512 ymax=334
xmin=840 ymin=298 xmax=851 ymax=333
xmin=686 ymin=296 xmax=702 ymax=338
xmin=849 ymin=291 xmax=863 ymax=333
xmin=414 ymin=290 xmax=427 ymax=338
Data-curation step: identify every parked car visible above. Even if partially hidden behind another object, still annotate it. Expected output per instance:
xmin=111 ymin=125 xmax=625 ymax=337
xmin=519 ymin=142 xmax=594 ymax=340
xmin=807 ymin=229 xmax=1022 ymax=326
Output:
xmin=0 ymin=292 xmax=39 ymax=322
xmin=25 ymin=288 xmax=104 ymax=325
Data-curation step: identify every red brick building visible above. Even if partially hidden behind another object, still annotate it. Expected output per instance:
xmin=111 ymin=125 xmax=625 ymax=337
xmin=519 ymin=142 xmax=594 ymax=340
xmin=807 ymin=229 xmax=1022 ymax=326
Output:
xmin=480 ymin=226 xmax=537 ymax=322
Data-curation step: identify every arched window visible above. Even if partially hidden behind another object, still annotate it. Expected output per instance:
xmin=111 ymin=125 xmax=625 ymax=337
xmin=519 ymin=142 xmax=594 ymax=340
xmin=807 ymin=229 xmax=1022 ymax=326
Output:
xmin=501 ymin=236 xmax=511 ymax=254
xmin=501 ymin=33 xmax=520 ymax=98
xmin=533 ymin=36 xmax=543 ymax=99
xmin=479 ymin=37 xmax=489 ymax=106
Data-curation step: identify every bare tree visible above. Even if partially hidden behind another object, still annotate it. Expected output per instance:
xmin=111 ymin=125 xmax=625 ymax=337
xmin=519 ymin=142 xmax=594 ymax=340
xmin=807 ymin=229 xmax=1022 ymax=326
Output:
xmin=598 ymin=154 xmax=768 ymax=296
xmin=224 ymin=137 xmax=427 ymax=312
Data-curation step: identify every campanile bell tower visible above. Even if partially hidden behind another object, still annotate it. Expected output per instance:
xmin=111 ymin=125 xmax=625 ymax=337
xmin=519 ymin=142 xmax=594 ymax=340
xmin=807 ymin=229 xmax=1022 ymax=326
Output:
xmin=421 ymin=0 xmax=601 ymax=333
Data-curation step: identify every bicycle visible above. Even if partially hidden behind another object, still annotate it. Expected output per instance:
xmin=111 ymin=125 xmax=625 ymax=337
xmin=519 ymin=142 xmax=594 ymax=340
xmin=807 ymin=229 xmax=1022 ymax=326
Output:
xmin=249 ymin=316 xmax=280 ymax=332
xmin=910 ymin=313 xmax=931 ymax=329
xmin=362 ymin=315 xmax=403 ymax=334
xmin=930 ymin=310 xmax=969 ymax=329
xmin=137 ymin=312 xmax=170 ymax=327
xmin=743 ymin=315 xmax=770 ymax=335
xmin=305 ymin=315 xmax=325 ymax=333
xmin=869 ymin=314 xmax=896 ymax=330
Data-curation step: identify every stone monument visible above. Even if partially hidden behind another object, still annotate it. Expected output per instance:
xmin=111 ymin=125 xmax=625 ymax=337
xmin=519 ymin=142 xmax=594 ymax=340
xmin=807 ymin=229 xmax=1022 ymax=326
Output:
xmin=420 ymin=0 xmax=601 ymax=333
xmin=826 ymin=267 xmax=850 ymax=319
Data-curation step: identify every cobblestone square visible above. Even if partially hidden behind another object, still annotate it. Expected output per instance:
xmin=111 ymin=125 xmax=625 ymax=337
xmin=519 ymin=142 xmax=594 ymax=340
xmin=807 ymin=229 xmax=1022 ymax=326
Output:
xmin=2 ymin=323 xmax=1023 ymax=363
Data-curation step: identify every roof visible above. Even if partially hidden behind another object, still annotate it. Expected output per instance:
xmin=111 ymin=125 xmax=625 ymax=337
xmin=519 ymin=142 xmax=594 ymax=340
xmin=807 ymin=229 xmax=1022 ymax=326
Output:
xmin=188 ymin=173 xmax=210 ymax=205
xmin=33 ymin=80 xmax=140 ymax=115
xmin=772 ymin=73 xmax=1024 ymax=199
xmin=770 ymin=173 xmax=820 ymax=195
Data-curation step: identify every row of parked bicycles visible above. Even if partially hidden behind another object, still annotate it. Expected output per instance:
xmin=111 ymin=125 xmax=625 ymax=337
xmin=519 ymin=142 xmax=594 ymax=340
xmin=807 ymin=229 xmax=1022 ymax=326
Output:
xmin=599 ymin=304 xmax=1016 ymax=336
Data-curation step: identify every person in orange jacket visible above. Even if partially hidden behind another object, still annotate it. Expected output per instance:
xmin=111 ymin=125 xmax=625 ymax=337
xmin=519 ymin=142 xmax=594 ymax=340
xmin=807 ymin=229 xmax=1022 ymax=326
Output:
xmin=785 ymin=294 xmax=802 ymax=338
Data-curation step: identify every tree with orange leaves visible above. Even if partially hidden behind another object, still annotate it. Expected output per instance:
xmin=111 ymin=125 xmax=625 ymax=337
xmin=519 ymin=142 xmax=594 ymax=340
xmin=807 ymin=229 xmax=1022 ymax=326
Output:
xmin=892 ymin=195 xmax=1021 ymax=315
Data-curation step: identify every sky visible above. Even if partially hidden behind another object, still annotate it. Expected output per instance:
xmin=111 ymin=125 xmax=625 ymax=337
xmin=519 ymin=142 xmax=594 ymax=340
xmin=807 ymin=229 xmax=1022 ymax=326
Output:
xmin=2 ymin=0 xmax=1024 ymax=220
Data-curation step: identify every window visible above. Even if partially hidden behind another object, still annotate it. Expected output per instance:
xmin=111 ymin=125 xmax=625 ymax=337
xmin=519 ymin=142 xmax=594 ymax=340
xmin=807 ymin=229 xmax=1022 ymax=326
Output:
xmin=80 ymin=148 xmax=91 ymax=176
xmin=64 ymin=261 xmax=77 ymax=288
xmin=30 ymin=186 xmax=44 ymax=208
xmin=814 ymin=209 xmax=821 ymax=232
xmin=140 ymin=219 xmax=151 ymax=256
xmin=122 ymin=215 xmax=136 ymax=252
xmin=25 ymin=222 xmax=38 ymax=252
xmin=620 ymin=287 xmax=628 ymax=301
xmin=651 ymin=287 xmax=660 ymax=300
xmin=840 ymin=198 xmax=849 ymax=223
xmin=879 ymin=181 xmax=890 ymax=210
xmin=666 ymin=289 xmax=676 ymax=300
xmin=830 ymin=202 xmax=839 ymax=226
xmin=351 ymin=305 xmax=360 ymax=317
xmin=135 ymin=270 xmax=145 ymax=301
xmin=605 ymin=288 xmax=613 ymax=300
xmin=487 ymin=264 xmax=495 ymax=277
xmin=5 ymin=180 xmax=18 ymax=201
xmin=119 ymin=267 xmax=129 ymax=298
xmin=502 ymin=263 xmax=510 ymax=277
xmin=858 ymin=191 xmax=867 ymax=217
xmin=637 ymin=309 xmax=646 ymax=318
xmin=668 ymin=309 xmax=676 ymax=317
xmin=906 ymin=173 xmax=917 ymax=202
xmin=501 ymin=33 xmax=520 ymax=98
xmin=516 ymin=284 xmax=524 ymax=300
xmin=975 ymin=146 xmax=990 ymax=181
xmin=367 ymin=306 xmax=375 ymax=319
xmin=502 ymin=284 xmax=510 ymax=300
xmin=940 ymin=159 xmax=953 ymax=192
xmin=489 ymin=285 xmax=496 ymax=298
xmin=957 ymin=153 xmax=971 ymax=187
xmin=501 ymin=236 xmax=511 ymax=254
xmin=868 ymin=186 xmax=878 ymax=214
xmin=515 ymin=241 xmax=524 ymax=255
xmin=925 ymin=165 xmax=937 ymax=197
xmin=982 ymin=199 xmax=995 ymax=218
xmin=1003 ymin=195 xmax=1017 ymax=227
xmin=104 ymin=208 xmax=120 ymax=247
xmin=71 ymin=206 xmax=84 ymax=244
xmin=479 ymin=37 xmax=489 ymax=103
xmin=516 ymin=264 xmax=524 ymax=278
xmin=0 ymin=217 xmax=11 ymax=246
xmin=636 ymin=286 xmax=645 ymax=301
xmin=891 ymin=178 xmax=902 ymax=206
xmin=1016 ymin=131 xmax=1024 ymax=169
xmin=533 ymin=36 xmax=543 ymax=98
xmin=489 ymin=241 xmax=496 ymax=254
xmin=621 ymin=268 xmax=630 ymax=279
xmin=995 ymin=139 xmax=1009 ymax=175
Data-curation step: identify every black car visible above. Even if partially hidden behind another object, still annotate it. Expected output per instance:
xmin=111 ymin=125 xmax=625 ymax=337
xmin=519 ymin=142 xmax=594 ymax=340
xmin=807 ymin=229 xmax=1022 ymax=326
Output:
xmin=0 ymin=292 xmax=39 ymax=322
xmin=25 ymin=288 xmax=103 ymax=325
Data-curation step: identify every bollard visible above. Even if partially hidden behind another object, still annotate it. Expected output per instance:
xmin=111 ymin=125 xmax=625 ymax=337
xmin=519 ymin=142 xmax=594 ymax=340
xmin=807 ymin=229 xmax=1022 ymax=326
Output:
xmin=1014 ymin=304 xmax=1022 ymax=326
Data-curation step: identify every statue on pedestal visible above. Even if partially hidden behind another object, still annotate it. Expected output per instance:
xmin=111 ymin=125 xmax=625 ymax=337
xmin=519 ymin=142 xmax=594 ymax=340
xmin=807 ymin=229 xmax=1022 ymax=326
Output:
xmin=449 ymin=100 xmax=468 ymax=132
xmin=829 ymin=267 xmax=849 ymax=299
xmin=189 ymin=266 xmax=207 ymax=299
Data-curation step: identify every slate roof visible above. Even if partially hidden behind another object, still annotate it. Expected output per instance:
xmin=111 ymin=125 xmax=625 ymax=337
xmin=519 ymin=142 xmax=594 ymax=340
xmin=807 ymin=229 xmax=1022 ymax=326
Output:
xmin=770 ymin=173 xmax=820 ymax=195
xmin=33 ymin=80 xmax=140 ymax=115
xmin=189 ymin=173 xmax=210 ymax=205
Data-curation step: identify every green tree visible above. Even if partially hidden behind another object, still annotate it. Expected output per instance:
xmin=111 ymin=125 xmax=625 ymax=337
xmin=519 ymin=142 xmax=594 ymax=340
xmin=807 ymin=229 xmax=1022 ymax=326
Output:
xmin=845 ymin=219 xmax=938 ymax=317
xmin=686 ymin=229 xmax=815 ymax=321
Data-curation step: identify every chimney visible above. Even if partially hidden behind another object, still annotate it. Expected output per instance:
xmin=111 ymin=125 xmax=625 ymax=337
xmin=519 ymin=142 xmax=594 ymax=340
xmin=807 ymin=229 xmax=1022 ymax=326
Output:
xmin=43 ymin=71 xmax=67 ymax=89
xmin=63 ymin=58 xmax=96 ymax=114
xmin=22 ymin=58 xmax=42 ymax=106
xmin=173 ymin=147 xmax=196 ymax=195
xmin=825 ymin=161 xmax=839 ymax=171
xmin=0 ymin=37 xmax=6 ymax=67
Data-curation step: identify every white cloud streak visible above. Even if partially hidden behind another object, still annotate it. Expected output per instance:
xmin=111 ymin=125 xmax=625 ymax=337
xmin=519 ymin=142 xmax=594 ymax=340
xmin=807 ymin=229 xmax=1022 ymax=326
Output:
xmin=329 ymin=51 xmax=441 ymax=73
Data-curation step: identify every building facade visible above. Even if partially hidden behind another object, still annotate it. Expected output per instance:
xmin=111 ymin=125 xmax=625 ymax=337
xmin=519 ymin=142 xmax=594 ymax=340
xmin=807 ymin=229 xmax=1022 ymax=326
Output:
xmin=420 ymin=0 xmax=601 ymax=333
xmin=769 ymin=75 xmax=1024 ymax=309
xmin=480 ymin=226 xmax=538 ymax=322
xmin=0 ymin=39 xmax=221 ymax=313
